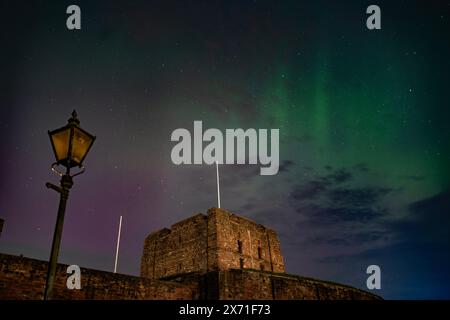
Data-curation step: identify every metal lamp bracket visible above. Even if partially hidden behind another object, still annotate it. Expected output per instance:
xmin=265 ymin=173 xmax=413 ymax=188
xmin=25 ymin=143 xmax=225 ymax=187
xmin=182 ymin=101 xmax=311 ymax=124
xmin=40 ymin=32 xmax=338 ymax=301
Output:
xmin=51 ymin=162 xmax=86 ymax=178
xmin=71 ymin=165 xmax=85 ymax=178
xmin=51 ymin=163 xmax=64 ymax=177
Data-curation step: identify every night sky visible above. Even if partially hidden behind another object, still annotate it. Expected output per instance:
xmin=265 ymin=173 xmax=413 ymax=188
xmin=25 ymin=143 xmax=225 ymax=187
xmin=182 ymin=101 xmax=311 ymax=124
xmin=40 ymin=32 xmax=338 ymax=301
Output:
xmin=1 ymin=0 xmax=449 ymax=299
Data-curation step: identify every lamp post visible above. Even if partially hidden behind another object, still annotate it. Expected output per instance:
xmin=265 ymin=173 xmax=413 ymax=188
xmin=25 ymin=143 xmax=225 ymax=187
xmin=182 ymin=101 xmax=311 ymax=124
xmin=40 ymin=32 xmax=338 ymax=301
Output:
xmin=44 ymin=110 xmax=95 ymax=300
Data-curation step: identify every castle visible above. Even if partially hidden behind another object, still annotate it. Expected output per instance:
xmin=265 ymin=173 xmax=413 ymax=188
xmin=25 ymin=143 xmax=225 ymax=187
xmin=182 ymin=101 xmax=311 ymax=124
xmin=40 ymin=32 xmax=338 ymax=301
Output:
xmin=141 ymin=207 xmax=284 ymax=279
xmin=0 ymin=208 xmax=381 ymax=299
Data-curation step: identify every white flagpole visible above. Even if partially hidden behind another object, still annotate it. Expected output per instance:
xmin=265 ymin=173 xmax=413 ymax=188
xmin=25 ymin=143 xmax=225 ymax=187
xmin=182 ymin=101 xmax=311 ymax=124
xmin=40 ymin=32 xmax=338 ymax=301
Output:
xmin=216 ymin=161 xmax=221 ymax=208
xmin=114 ymin=215 xmax=122 ymax=273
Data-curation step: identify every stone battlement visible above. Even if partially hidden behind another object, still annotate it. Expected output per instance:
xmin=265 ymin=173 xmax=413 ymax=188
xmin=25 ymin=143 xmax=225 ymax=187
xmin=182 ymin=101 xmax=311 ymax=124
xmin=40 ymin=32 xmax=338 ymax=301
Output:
xmin=140 ymin=208 xmax=285 ymax=280
xmin=0 ymin=253 xmax=381 ymax=300
xmin=0 ymin=208 xmax=382 ymax=300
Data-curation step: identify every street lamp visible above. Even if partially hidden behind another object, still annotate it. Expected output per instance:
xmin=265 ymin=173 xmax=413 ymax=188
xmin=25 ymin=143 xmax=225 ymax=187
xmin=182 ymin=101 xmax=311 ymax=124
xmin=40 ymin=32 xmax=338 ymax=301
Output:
xmin=44 ymin=110 xmax=95 ymax=300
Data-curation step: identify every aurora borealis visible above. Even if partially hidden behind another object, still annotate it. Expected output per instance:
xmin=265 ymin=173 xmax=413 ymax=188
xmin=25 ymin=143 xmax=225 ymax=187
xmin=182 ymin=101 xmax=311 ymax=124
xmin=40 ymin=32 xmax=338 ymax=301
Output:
xmin=0 ymin=0 xmax=449 ymax=299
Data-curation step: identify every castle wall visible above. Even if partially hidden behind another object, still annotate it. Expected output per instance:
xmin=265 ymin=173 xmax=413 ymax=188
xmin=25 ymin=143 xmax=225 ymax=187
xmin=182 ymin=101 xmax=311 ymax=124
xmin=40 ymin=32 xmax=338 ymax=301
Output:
xmin=140 ymin=208 xmax=285 ymax=280
xmin=218 ymin=269 xmax=380 ymax=300
xmin=0 ymin=209 xmax=380 ymax=300
xmin=0 ymin=253 xmax=380 ymax=300
xmin=210 ymin=208 xmax=285 ymax=273
xmin=0 ymin=253 xmax=198 ymax=300
xmin=141 ymin=213 xmax=214 ymax=279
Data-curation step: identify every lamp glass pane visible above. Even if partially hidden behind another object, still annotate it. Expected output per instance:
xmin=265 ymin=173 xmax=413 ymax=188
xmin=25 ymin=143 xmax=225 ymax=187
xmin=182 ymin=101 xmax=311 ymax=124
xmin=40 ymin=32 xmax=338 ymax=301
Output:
xmin=71 ymin=127 xmax=94 ymax=165
xmin=50 ymin=128 xmax=70 ymax=162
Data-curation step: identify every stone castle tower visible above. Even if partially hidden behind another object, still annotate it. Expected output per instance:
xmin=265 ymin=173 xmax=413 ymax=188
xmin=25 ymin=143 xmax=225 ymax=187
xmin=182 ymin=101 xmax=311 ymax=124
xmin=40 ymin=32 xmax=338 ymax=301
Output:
xmin=0 ymin=209 xmax=381 ymax=299
xmin=141 ymin=207 xmax=285 ymax=279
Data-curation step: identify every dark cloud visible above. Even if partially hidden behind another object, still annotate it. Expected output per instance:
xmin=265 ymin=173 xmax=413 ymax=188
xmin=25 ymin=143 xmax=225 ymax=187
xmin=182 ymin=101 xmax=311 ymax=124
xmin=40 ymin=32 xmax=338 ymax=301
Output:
xmin=289 ymin=167 xmax=392 ymax=226
xmin=328 ymin=187 xmax=392 ymax=208
xmin=289 ymin=166 xmax=385 ymax=205
xmin=290 ymin=179 xmax=329 ymax=201
xmin=328 ymin=168 xmax=352 ymax=184
xmin=393 ymin=190 xmax=450 ymax=244
xmin=291 ymin=167 xmax=354 ymax=200
xmin=309 ymin=231 xmax=388 ymax=246
xmin=278 ymin=160 xmax=294 ymax=173
xmin=299 ymin=204 xmax=386 ymax=224
xmin=409 ymin=190 xmax=450 ymax=215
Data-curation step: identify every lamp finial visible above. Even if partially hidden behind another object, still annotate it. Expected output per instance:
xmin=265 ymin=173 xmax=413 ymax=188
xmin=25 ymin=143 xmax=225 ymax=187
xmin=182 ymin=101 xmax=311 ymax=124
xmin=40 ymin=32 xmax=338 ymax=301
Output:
xmin=68 ymin=110 xmax=80 ymax=125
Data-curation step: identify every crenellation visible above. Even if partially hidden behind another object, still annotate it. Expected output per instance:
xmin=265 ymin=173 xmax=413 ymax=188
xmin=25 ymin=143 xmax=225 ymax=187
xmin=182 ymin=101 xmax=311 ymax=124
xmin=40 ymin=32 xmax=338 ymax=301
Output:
xmin=141 ymin=208 xmax=285 ymax=280
xmin=0 ymin=209 xmax=380 ymax=300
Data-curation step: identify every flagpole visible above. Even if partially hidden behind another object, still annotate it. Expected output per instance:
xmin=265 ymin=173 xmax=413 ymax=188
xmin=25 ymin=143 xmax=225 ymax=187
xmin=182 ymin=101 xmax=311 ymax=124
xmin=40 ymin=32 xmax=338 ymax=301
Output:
xmin=216 ymin=161 xmax=221 ymax=208
xmin=114 ymin=215 xmax=122 ymax=273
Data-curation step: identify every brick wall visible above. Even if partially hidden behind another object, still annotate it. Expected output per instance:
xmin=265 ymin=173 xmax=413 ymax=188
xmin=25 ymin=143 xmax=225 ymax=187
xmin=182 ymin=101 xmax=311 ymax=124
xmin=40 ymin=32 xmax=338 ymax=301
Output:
xmin=1 ymin=208 xmax=381 ymax=300
xmin=141 ymin=213 xmax=213 ymax=279
xmin=140 ymin=208 xmax=285 ymax=280
xmin=218 ymin=269 xmax=381 ymax=300
xmin=211 ymin=208 xmax=285 ymax=273
xmin=0 ymin=253 xmax=198 ymax=300
xmin=0 ymin=253 xmax=380 ymax=300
